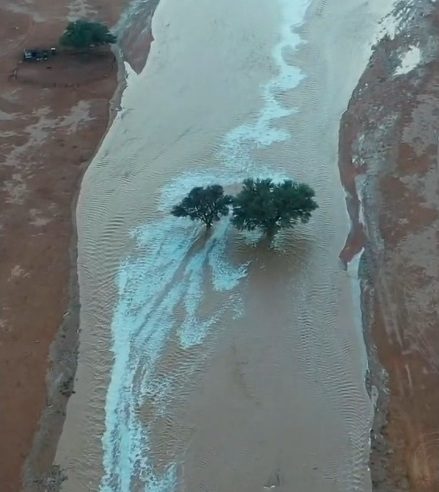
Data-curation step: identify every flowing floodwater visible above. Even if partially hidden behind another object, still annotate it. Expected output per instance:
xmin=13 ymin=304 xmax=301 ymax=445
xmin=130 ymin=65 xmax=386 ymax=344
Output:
xmin=56 ymin=0 xmax=396 ymax=490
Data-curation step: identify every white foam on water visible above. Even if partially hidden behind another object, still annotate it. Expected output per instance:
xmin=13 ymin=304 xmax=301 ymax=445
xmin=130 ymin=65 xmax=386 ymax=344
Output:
xmin=207 ymin=222 xmax=249 ymax=292
xmin=221 ymin=0 xmax=311 ymax=163
xmin=101 ymin=213 xmax=250 ymax=490
xmin=101 ymin=0 xmax=312 ymax=489
xmin=395 ymin=45 xmax=421 ymax=76
xmin=378 ymin=5 xmax=399 ymax=41
xmin=177 ymin=219 xmax=248 ymax=348
xmin=355 ymin=174 xmax=367 ymax=229
xmin=377 ymin=0 xmax=419 ymax=44
xmin=101 ymin=221 xmax=197 ymax=491
xmin=346 ymin=248 xmax=369 ymax=374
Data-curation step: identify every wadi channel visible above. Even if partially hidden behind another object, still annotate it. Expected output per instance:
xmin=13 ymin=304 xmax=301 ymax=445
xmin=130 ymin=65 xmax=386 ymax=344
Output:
xmin=2 ymin=0 xmax=438 ymax=491
xmin=54 ymin=0 xmax=397 ymax=491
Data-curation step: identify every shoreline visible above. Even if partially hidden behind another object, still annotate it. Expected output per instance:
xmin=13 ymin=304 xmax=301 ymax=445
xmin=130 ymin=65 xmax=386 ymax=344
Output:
xmin=24 ymin=3 xmax=160 ymax=490
xmin=339 ymin=1 xmax=439 ymax=489
xmin=0 ymin=0 xmax=158 ymax=489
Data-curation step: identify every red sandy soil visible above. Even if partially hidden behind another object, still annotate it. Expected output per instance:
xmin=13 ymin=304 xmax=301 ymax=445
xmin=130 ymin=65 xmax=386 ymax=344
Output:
xmin=340 ymin=2 xmax=439 ymax=490
xmin=0 ymin=0 xmax=138 ymax=490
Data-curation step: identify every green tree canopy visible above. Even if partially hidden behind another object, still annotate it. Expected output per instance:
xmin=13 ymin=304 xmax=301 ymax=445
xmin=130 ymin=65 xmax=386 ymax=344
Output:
xmin=231 ymin=178 xmax=318 ymax=238
xmin=60 ymin=20 xmax=117 ymax=49
xmin=171 ymin=185 xmax=232 ymax=228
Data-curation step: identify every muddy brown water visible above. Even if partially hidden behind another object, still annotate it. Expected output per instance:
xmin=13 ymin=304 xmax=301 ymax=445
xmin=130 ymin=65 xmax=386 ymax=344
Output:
xmin=56 ymin=0 xmax=396 ymax=490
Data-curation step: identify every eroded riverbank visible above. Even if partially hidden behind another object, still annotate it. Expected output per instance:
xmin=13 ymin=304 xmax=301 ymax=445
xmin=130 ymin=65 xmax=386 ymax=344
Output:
xmin=0 ymin=0 xmax=134 ymax=489
xmin=0 ymin=0 xmax=162 ymax=489
xmin=55 ymin=0 xmax=397 ymax=490
xmin=339 ymin=1 xmax=439 ymax=490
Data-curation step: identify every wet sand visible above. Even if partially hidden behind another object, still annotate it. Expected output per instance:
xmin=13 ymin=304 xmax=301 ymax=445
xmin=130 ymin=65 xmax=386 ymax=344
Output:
xmin=55 ymin=0 xmax=397 ymax=490
xmin=339 ymin=1 xmax=439 ymax=490
xmin=0 ymin=0 xmax=134 ymax=489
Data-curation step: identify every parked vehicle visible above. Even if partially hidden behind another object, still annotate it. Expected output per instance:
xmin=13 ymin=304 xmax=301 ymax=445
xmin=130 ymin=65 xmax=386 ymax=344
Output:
xmin=23 ymin=48 xmax=57 ymax=62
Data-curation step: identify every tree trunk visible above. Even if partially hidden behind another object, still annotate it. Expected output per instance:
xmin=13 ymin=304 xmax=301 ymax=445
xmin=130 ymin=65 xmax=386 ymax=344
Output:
xmin=265 ymin=224 xmax=277 ymax=242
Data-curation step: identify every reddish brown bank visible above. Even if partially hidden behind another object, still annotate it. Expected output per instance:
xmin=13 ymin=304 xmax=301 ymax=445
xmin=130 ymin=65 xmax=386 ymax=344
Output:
xmin=339 ymin=2 xmax=439 ymax=491
xmin=0 ymin=0 xmax=160 ymax=489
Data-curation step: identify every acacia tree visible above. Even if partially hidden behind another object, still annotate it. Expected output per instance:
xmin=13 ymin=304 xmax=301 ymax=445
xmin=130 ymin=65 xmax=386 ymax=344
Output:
xmin=60 ymin=20 xmax=117 ymax=50
xmin=171 ymin=185 xmax=232 ymax=228
xmin=231 ymin=178 xmax=318 ymax=238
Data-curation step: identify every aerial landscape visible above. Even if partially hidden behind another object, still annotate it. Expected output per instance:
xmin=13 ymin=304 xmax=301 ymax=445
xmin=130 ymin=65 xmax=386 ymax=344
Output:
xmin=1 ymin=0 xmax=439 ymax=491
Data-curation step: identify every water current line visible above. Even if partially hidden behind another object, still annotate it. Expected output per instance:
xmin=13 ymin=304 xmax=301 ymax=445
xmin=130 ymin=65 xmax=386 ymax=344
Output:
xmin=101 ymin=0 xmax=312 ymax=490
